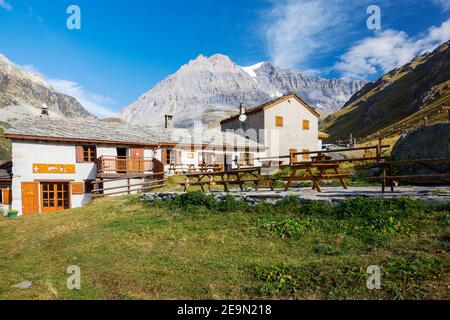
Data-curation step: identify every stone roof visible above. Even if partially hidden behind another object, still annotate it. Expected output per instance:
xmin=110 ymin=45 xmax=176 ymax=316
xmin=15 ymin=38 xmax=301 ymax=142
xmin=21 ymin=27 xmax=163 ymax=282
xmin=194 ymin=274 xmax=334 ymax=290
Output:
xmin=5 ymin=117 xmax=265 ymax=149
xmin=0 ymin=161 xmax=12 ymax=180
xmin=220 ymin=92 xmax=321 ymax=124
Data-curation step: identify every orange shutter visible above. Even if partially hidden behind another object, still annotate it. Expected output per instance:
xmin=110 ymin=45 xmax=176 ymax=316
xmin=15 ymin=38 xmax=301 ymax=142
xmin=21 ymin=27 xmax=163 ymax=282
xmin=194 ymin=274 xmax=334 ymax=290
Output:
xmin=2 ymin=189 xmax=12 ymax=205
xmin=275 ymin=116 xmax=284 ymax=127
xmin=76 ymin=146 xmax=84 ymax=163
xmin=71 ymin=182 xmax=84 ymax=195
xmin=21 ymin=182 xmax=39 ymax=215
xmin=303 ymin=119 xmax=310 ymax=130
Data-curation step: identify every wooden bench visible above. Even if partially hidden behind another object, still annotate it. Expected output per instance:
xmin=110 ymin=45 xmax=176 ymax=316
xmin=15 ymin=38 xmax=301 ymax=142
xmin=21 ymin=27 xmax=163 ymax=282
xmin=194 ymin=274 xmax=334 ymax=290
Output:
xmin=180 ymin=168 xmax=279 ymax=192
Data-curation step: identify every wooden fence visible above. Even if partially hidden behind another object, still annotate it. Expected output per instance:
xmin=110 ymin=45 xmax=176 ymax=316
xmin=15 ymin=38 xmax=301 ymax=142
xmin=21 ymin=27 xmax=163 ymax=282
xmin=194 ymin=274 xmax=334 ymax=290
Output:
xmin=92 ymin=172 xmax=165 ymax=198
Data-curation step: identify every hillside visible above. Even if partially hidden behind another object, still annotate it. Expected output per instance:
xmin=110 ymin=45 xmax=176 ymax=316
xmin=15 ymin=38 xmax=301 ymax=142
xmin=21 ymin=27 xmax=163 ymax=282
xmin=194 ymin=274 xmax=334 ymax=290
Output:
xmin=321 ymin=40 xmax=450 ymax=143
xmin=0 ymin=121 xmax=11 ymax=160
xmin=0 ymin=194 xmax=449 ymax=299
xmin=119 ymin=54 xmax=367 ymax=127
xmin=0 ymin=54 xmax=95 ymax=125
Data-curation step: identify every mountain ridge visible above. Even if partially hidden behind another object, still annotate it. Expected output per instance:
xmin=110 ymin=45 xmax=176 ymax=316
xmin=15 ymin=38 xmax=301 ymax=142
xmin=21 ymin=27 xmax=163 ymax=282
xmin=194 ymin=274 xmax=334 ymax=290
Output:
xmin=321 ymin=40 xmax=450 ymax=144
xmin=0 ymin=53 xmax=95 ymax=124
xmin=119 ymin=54 xmax=368 ymax=127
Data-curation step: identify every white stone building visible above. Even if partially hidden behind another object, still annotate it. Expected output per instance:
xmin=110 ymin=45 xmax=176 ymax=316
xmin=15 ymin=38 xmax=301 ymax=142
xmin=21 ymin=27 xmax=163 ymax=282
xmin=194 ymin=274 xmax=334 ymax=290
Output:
xmin=220 ymin=93 xmax=321 ymax=162
xmin=4 ymin=117 xmax=266 ymax=216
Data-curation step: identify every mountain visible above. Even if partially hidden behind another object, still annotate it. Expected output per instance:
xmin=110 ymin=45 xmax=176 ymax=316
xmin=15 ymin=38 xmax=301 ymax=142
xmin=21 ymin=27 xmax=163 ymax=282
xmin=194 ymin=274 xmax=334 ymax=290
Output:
xmin=119 ymin=54 xmax=367 ymax=127
xmin=321 ymin=40 xmax=450 ymax=144
xmin=0 ymin=54 xmax=95 ymax=125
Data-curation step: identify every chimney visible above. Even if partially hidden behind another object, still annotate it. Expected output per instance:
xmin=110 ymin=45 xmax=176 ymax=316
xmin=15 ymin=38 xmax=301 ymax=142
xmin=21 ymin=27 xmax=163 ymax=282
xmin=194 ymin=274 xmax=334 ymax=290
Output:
xmin=40 ymin=103 xmax=49 ymax=117
xmin=165 ymin=115 xmax=173 ymax=129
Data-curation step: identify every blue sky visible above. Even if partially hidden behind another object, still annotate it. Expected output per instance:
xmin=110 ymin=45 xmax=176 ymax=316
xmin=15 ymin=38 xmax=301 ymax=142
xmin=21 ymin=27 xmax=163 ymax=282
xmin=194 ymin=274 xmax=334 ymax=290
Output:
xmin=0 ymin=0 xmax=449 ymax=117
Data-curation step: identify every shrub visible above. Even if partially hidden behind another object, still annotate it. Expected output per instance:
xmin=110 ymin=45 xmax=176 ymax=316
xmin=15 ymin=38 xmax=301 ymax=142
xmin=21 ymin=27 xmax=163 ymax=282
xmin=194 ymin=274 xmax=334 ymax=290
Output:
xmin=217 ymin=195 xmax=247 ymax=212
xmin=172 ymin=192 xmax=218 ymax=212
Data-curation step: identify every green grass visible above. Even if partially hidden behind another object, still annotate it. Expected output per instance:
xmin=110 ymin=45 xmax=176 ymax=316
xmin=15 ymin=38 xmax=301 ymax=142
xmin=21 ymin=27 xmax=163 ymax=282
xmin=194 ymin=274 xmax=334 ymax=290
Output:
xmin=0 ymin=194 xmax=449 ymax=300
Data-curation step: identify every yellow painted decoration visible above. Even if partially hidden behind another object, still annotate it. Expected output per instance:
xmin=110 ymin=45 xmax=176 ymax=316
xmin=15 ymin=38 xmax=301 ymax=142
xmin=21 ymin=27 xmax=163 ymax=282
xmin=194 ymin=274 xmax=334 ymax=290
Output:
xmin=32 ymin=164 xmax=76 ymax=174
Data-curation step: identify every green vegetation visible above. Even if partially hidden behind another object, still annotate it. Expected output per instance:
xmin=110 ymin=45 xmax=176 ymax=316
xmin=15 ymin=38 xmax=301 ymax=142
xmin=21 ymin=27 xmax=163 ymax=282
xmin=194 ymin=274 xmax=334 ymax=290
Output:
xmin=0 ymin=194 xmax=449 ymax=299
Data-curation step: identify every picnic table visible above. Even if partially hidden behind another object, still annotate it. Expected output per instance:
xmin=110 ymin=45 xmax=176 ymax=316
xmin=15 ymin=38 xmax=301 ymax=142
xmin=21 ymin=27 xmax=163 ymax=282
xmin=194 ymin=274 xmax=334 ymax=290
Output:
xmin=180 ymin=167 xmax=278 ymax=192
xmin=284 ymin=161 xmax=349 ymax=192
xmin=198 ymin=163 xmax=223 ymax=173
xmin=168 ymin=163 xmax=196 ymax=175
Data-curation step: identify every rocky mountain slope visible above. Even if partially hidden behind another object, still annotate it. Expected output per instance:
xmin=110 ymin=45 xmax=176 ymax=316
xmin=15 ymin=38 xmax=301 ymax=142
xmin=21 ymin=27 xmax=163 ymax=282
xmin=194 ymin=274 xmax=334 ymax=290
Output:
xmin=321 ymin=40 xmax=450 ymax=143
xmin=119 ymin=54 xmax=367 ymax=127
xmin=0 ymin=54 xmax=95 ymax=125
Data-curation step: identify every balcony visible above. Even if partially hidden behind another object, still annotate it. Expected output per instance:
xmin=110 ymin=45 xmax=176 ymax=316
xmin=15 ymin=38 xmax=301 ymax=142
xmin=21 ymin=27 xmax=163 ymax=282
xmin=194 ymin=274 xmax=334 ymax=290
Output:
xmin=97 ymin=156 xmax=164 ymax=176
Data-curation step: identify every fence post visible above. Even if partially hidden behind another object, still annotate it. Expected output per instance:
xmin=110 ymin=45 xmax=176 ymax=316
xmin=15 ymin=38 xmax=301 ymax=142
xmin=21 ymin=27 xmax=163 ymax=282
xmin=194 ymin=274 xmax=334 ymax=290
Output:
xmin=376 ymin=138 xmax=383 ymax=163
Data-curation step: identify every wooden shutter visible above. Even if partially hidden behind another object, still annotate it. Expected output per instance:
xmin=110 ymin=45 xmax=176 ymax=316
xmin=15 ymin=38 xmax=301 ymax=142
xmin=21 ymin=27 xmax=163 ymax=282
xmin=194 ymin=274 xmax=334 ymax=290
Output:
xmin=275 ymin=116 xmax=284 ymax=127
xmin=161 ymin=149 xmax=168 ymax=165
xmin=1 ymin=189 xmax=12 ymax=205
xmin=76 ymin=145 xmax=84 ymax=163
xmin=303 ymin=119 xmax=310 ymax=130
xmin=71 ymin=182 xmax=85 ymax=195
xmin=22 ymin=182 xmax=39 ymax=215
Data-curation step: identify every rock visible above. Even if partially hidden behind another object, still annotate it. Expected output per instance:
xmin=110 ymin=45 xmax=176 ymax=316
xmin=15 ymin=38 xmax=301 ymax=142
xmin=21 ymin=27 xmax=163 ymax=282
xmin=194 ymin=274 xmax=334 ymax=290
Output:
xmin=392 ymin=123 xmax=450 ymax=181
xmin=119 ymin=54 xmax=367 ymax=127
xmin=11 ymin=281 xmax=32 ymax=289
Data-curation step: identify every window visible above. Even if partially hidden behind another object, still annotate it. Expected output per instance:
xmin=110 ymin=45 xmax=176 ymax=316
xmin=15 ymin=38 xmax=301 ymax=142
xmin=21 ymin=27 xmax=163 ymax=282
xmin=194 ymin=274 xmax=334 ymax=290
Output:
xmin=82 ymin=145 xmax=96 ymax=162
xmin=302 ymin=119 xmax=310 ymax=130
xmin=275 ymin=116 xmax=284 ymax=128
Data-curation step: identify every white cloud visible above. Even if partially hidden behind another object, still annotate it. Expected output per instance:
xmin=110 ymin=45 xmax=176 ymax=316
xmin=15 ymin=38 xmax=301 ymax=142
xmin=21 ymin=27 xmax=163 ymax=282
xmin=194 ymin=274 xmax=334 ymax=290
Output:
xmin=434 ymin=0 xmax=450 ymax=12
xmin=335 ymin=18 xmax=450 ymax=80
xmin=19 ymin=64 xmax=116 ymax=118
xmin=49 ymin=79 xmax=117 ymax=118
xmin=0 ymin=0 xmax=12 ymax=11
xmin=263 ymin=0 xmax=366 ymax=71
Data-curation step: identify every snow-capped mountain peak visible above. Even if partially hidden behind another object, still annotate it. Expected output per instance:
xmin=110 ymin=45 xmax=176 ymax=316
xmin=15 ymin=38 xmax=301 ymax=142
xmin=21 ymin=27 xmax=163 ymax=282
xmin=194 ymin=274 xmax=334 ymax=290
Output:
xmin=119 ymin=54 xmax=368 ymax=127
xmin=241 ymin=62 xmax=265 ymax=78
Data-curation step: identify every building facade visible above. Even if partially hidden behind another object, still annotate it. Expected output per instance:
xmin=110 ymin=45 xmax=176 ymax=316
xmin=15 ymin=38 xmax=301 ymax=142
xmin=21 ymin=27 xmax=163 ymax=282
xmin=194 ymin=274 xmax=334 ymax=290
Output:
xmin=220 ymin=93 xmax=321 ymax=161
xmin=4 ymin=117 xmax=266 ymax=216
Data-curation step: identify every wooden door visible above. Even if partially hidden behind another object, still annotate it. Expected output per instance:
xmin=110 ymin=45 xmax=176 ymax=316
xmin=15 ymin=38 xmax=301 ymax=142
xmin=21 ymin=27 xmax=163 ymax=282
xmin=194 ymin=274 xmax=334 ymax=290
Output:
xmin=130 ymin=147 xmax=144 ymax=172
xmin=22 ymin=182 xmax=39 ymax=215
xmin=1 ymin=189 xmax=12 ymax=205
xmin=41 ymin=182 xmax=70 ymax=213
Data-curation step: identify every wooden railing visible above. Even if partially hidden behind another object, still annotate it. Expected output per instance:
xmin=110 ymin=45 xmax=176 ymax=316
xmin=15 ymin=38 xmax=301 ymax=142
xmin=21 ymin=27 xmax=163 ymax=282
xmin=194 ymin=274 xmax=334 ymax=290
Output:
xmin=92 ymin=172 xmax=165 ymax=198
xmin=97 ymin=156 xmax=156 ymax=174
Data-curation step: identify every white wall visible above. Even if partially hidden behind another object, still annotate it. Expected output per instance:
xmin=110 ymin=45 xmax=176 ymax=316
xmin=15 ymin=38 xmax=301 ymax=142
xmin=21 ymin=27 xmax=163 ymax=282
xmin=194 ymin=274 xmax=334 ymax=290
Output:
xmin=10 ymin=141 xmax=141 ymax=215
xmin=263 ymin=98 xmax=319 ymax=160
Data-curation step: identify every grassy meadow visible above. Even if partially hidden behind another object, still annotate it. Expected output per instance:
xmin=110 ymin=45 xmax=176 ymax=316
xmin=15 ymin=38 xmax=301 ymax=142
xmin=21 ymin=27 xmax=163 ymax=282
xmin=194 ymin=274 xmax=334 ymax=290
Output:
xmin=0 ymin=193 xmax=449 ymax=300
